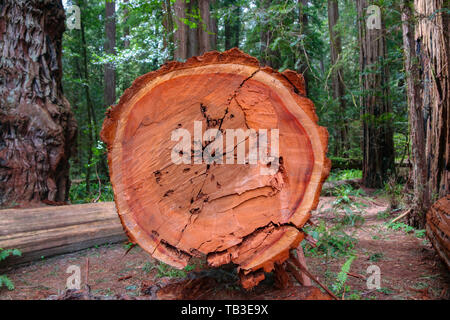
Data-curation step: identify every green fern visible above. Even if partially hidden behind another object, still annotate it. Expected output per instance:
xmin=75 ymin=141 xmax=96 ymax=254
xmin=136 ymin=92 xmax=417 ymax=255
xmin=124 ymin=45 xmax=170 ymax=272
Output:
xmin=0 ymin=248 xmax=22 ymax=290
xmin=332 ymin=255 xmax=356 ymax=295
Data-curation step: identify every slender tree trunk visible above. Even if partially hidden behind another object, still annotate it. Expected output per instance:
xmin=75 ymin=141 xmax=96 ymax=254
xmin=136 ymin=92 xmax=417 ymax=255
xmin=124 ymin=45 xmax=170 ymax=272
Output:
xmin=174 ymin=0 xmax=215 ymax=59
xmin=174 ymin=0 xmax=188 ymax=60
xmin=187 ymin=0 xmax=200 ymax=57
xmin=259 ymin=0 xmax=277 ymax=68
xmin=198 ymin=0 xmax=215 ymax=54
xmin=162 ymin=0 xmax=174 ymax=58
xmin=0 ymin=0 xmax=77 ymax=207
xmin=402 ymin=0 xmax=449 ymax=227
xmin=357 ymin=0 xmax=395 ymax=188
xmin=297 ymin=0 xmax=310 ymax=93
xmin=78 ymin=16 xmax=97 ymax=194
xmin=327 ymin=0 xmax=348 ymax=156
xmin=224 ymin=1 xmax=240 ymax=50
xmin=105 ymin=0 xmax=116 ymax=107
xmin=210 ymin=0 xmax=218 ymax=50
xmin=123 ymin=0 xmax=130 ymax=48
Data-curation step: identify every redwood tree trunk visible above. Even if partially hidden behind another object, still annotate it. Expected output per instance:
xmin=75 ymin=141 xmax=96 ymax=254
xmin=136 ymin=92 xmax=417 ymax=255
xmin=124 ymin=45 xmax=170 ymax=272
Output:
xmin=174 ymin=0 xmax=188 ymax=60
xmin=187 ymin=0 xmax=199 ymax=58
xmin=259 ymin=0 xmax=279 ymax=68
xmin=357 ymin=0 xmax=395 ymax=188
xmin=162 ymin=0 xmax=174 ymax=57
xmin=105 ymin=0 xmax=116 ymax=107
xmin=327 ymin=0 xmax=348 ymax=156
xmin=198 ymin=0 xmax=216 ymax=54
xmin=224 ymin=0 xmax=241 ymax=50
xmin=402 ymin=0 xmax=449 ymax=228
xmin=123 ymin=0 xmax=130 ymax=49
xmin=174 ymin=0 xmax=215 ymax=60
xmin=0 ymin=0 xmax=77 ymax=207
xmin=297 ymin=0 xmax=310 ymax=93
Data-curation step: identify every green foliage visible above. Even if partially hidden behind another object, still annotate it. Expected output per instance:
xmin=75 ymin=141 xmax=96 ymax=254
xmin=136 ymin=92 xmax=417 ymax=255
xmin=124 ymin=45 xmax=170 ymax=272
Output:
xmin=331 ymin=185 xmax=366 ymax=226
xmin=142 ymin=262 xmax=154 ymax=274
xmin=328 ymin=169 xmax=362 ymax=182
xmin=304 ymin=220 xmax=357 ymax=258
xmin=0 ymin=248 xmax=21 ymax=261
xmin=377 ymin=210 xmax=391 ymax=220
xmin=154 ymin=262 xmax=195 ymax=278
xmin=377 ymin=287 xmax=393 ymax=295
xmin=414 ymin=229 xmax=426 ymax=238
xmin=332 ymin=255 xmax=356 ymax=295
xmin=0 ymin=248 xmax=22 ymax=290
xmin=386 ymin=221 xmax=414 ymax=233
xmin=386 ymin=221 xmax=426 ymax=239
xmin=329 ymin=184 xmax=365 ymax=198
xmin=123 ymin=242 xmax=135 ymax=251
xmin=69 ymin=180 xmax=114 ymax=204
xmin=0 ymin=276 xmax=15 ymax=291
xmin=369 ymin=252 xmax=384 ymax=262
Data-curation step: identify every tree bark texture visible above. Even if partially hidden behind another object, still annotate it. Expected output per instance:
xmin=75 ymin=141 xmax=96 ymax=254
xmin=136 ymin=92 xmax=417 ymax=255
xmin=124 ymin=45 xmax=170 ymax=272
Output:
xmin=198 ymin=0 xmax=216 ymax=54
xmin=173 ymin=0 xmax=188 ymax=60
xmin=0 ymin=0 xmax=77 ymax=207
xmin=224 ymin=0 xmax=241 ymax=51
xmin=357 ymin=0 xmax=395 ymax=188
xmin=105 ymin=0 xmax=116 ymax=107
xmin=327 ymin=0 xmax=348 ymax=156
xmin=402 ymin=0 xmax=449 ymax=228
xmin=297 ymin=0 xmax=310 ymax=93
xmin=173 ymin=0 xmax=216 ymax=61
xmin=162 ymin=0 xmax=174 ymax=57
xmin=426 ymin=195 xmax=450 ymax=269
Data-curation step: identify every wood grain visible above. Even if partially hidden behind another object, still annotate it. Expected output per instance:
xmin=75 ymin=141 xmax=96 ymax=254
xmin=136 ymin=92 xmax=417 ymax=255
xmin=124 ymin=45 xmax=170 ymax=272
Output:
xmin=101 ymin=49 xmax=330 ymax=288
xmin=0 ymin=202 xmax=126 ymax=267
xmin=426 ymin=195 xmax=450 ymax=269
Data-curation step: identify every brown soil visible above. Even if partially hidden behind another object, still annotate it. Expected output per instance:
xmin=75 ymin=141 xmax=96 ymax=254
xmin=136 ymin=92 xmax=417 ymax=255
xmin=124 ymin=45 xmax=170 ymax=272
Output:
xmin=1 ymin=192 xmax=448 ymax=300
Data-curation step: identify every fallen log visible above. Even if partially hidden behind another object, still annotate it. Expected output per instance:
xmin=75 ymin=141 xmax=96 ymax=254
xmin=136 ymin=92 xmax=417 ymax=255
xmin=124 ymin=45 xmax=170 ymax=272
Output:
xmin=426 ymin=195 xmax=450 ymax=269
xmin=0 ymin=202 xmax=126 ymax=267
xmin=101 ymin=49 xmax=330 ymax=288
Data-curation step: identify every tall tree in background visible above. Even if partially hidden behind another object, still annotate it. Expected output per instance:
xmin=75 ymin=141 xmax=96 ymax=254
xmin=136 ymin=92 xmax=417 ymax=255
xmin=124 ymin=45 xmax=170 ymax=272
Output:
xmin=123 ymin=0 xmax=130 ymax=49
xmin=77 ymin=0 xmax=101 ymax=193
xmin=187 ymin=0 xmax=200 ymax=57
xmin=297 ymin=0 xmax=310 ymax=92
xmin=0 ymin=0 xmax=77 ymax=207
xmin=198 ymin=0 xmax=216 ymax=53
xmin=327 ymin=0 xmax=348 ymax=156
xmin=105 ymin=0 xmax=116 ymax=107
xmin=357 ymin=0 xmax=395 ymax=188
xmin=259 ymin=0 xmax=281 ymax=68
xmin=174 ymin=0 xmax=188 ymax=60
xmin=173 ymin=0 xmax=217 ymax=60
xmin=162 ymin=0 xmax=174 ymax=57
xmin=224 ymin=0 xmax=241 ymax=50
xmin=401 ymin=0 xmax=449 ymax=228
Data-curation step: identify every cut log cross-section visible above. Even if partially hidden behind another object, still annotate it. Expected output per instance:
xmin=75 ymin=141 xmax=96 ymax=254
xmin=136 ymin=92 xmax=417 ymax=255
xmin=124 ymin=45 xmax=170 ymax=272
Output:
xmin=101 ymin=49 xmax=330 ymax=289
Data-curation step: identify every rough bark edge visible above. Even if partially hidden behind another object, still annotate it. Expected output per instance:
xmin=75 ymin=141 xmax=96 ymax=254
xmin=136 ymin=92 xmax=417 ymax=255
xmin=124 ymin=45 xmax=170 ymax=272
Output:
xmin=426 ymin=195 xmax=450 ymax=270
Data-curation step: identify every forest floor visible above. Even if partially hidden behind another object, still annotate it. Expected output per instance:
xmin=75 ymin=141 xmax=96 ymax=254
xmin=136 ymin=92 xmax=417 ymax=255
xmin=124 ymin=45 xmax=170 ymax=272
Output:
xmin=1 ymin=188 xmax=449 ymax=300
